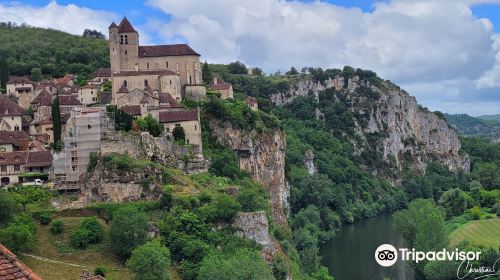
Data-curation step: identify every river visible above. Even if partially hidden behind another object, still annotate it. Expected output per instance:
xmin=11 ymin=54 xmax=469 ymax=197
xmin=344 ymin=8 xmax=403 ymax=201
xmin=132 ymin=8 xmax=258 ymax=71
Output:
xmin=320 ymin=212 xmax=416 ymax=280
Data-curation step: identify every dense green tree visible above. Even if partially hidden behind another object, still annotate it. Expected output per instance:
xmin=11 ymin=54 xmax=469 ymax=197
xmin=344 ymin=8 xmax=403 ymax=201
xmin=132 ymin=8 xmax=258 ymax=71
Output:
xmin=109 ymin=206 xmax=148 ymax=259
xmin=202 ymin=61 xmax=212 ymax=85
xmin=0 ymin=214 xmax=36 ymax=253
xmin=438 ymin=188 xmax=468 ymax=218
xmin=197 ymin=248 xmax=274 ymax=280
xmin=127 ymin=239 xmax=171 ymax=280
xmin=173 ymin=126 xmax=186 ymax=142
xmin=228 ymin=61 xmax=247 ymax=74
xmin=70 ymin=217 xmax=104 ymax=248
xmin=394 ymin=199 xmax=447 ymax=271
xmin=101 ymin=80 xmax=112 ymax=92
xmin=52 ymin=94 xmax=62 ymax=151
xmin=30 ymin=67 xmax=42 ymax=81
xmin=0 ymin=52 xmax=8 ymax=89
xmin=286 ymin=66 xmax=299 ymax=75
xmin=0 ymin=190 xmax=16 ymax=226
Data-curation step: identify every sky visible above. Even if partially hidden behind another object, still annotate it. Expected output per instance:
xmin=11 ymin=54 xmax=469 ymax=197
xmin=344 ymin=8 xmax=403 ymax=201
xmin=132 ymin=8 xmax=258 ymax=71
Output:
xmin=0 ymin=0 xmax=500 ymax=116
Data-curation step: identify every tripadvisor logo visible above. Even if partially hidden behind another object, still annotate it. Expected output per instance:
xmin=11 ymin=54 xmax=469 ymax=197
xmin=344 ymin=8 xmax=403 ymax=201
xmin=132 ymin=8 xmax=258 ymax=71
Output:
xmin=375 ymin=244 xmax=482 ymax=267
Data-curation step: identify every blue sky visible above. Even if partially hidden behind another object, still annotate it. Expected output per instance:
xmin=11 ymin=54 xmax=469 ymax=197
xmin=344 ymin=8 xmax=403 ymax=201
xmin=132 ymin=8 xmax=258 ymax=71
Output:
xmin=1 ymin=0 xmax=500 ymax=115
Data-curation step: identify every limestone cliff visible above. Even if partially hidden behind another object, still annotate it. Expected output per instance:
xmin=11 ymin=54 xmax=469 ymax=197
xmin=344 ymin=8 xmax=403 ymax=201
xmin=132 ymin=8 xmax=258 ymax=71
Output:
xmin=208 ymin=121 xmax=289 ymax=226
xmin=271 ymin=76 xmax=470 ymax=175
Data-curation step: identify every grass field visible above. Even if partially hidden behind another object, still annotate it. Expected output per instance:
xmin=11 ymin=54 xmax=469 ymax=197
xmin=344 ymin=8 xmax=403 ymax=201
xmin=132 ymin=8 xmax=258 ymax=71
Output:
xmin=19 ymin=217 xmax=134 ymax=280
xmin=449 ymin=218 xmax=500 ymax=248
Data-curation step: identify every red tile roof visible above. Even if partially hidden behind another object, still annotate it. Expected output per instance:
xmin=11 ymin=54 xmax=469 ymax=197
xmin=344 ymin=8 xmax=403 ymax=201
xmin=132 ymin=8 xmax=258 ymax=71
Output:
xmin=209 ymin=78 xmax=232 ymax=91
xmin=31 ymin=90 xmax=52 ymax=107
xmin=58 ymin=95 xmax=82 ymax=106
xmin=7 ymin=76 xmax=33 ymax=85
xmin=118 ymin=17 xmax=137 ymax=33
xmin=0 ymin=131 xmax=29 ymax=146
xmin=95 ymin=68 xmax=111 ymax=78
xmin=0 ymin=96 xmax=25 ymax=117
xmin=109 ymin=22 xmax=118 ymax=29
xmin=158 ymin=93 xmax=182 ymax=108
xmin=159 ymin=110 xmax=198 ymax=123
xmin=0 ymin=151 xmax=52 ymax=167
xmin=138 ymin=44 xmax=200 ymax=57
xmin=0 ymin=244 xmax=42 ymax=280
xmin=121 ymin=105 xmax=142 ymax=116
xmin=113 ymin=69 xmax=178 ymax=77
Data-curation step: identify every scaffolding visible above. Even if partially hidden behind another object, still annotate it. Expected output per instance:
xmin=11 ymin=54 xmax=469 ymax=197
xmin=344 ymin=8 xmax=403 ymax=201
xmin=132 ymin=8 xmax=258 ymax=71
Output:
xmin=51 ymin=107 xmax=110 ymax=190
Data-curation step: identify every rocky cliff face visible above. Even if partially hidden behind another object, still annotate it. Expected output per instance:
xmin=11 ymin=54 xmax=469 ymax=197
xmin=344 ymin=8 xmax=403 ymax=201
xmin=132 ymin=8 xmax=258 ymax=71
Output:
xmin=272 ymin=76 xmax=470 ymax=174
xmin=209 ymin=121 xmax=289 ymax=226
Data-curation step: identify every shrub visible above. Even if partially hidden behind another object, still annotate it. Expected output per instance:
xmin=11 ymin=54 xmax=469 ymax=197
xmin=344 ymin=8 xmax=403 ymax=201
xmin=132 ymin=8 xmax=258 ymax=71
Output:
xmin=492 ymin=203 xmax=500 ymax=216
xmin=470 ymin=206 xmax=481 ymax=220
xmin=50 ymin=220 xmax=64 ymax=235
xmin=109 ymin=206 xmax=148 ymax=259
xmin=94 ymin=266 xmax=107 ymax=277
xmin=127 ymin=239 xmax=171 ymax=280
xmin=70 ymin=217 xmax=103 ymax=248
xmin=39 ymin=212 xmax=52 ymax=225
xmin=0 ymin=214 xmax=36 ymax=253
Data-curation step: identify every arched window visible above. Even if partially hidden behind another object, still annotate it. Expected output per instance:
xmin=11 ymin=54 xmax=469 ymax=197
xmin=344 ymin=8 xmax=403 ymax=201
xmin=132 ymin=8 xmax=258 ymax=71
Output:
xmin=123 ymin=80 xmax=128 ymax=88
xmin=125 ymin=35 xmax=128 ymax=44
xmin=14 ymin=125 xmax=19 ymax=131
xmin=120 ymin=35 xmax=124 ymax=45
xmin=144 ymin=79 xmax=149 ymax=87
xmin=166 ymin=61 xmax=169 ymax=68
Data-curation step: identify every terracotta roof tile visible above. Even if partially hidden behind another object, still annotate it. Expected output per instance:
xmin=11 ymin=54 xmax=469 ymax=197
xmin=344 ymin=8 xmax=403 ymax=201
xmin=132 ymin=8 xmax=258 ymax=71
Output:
xmin=26 ymin=151 xmax=52 ymax=167
xmin=31 ymin=90 xmax=52 ymax=107
xmin=7 ymin=76 xmax=32 ymax=85
xmin=159 ymin=109 xmax=198 ymax=123
xmin=121 ymin=105 xmax=141 ymax=116
xmin=209 ymin=78 xmax=232 ymax=91
xmin=0 ymin=244 xmax=42 ymax=280
xmin=0 ymin=131 xmax=29 ymax=146
xmin=0 ymin=96 xmax=25 ymax=117
xmin=158 ymin=93 xmax=182 ymax=108
xmin=138 ymin=44 xmax=200 ymax=57
xmin=118 ymin=17 xmax=137 ymax=33
xmin=58 ymin=95 xmax=82 ymax=106
xmin=109 ymin=22 xmax=118 ymax=29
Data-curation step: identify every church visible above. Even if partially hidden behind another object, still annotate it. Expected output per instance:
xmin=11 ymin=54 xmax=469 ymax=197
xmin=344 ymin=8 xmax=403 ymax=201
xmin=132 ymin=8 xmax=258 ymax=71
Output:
xmin=109 ymin=17 xmax=206 ymax=105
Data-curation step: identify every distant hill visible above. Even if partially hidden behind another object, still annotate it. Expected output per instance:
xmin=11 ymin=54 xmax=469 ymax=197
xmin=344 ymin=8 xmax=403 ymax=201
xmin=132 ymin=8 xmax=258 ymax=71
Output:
xmin=477 ymin=114 xmax=500 ymax=122
xmin=444 ymin=113 xmax=500 ymax=139
xmin=0 ymin=22 xmax=109 ymax=85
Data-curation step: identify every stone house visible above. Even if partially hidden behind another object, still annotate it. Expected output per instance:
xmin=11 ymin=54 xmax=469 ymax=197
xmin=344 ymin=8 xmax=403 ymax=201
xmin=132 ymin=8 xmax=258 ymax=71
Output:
xmin=209 ymin=77 xmax=233 ymax=99
xmin=246 ymin=96 xmax=258 ymax=111
xmin=53 ymin=74 xmax=75 ymax=86
xmin=116 ymin=88 xmax=182 ymax=118
xmin=93 ymin=67 xmax=111 ymax=84
xmin=6 ymin=76 xmax=33 ymax=97
xmin=29 ymin=113 xmax=70 ymax=144
xmin=78 ymin=85 xmax=100 ymax=106
xmin=0 ymin=96 xmax=24 ymax=132
xmin=32 ymin=91 xmax=83 ymax=121
xmin=159 ymin=109 xmax=202 ymax=147
xmin=0 ymin=150 xmax=52 ymax=185
xmin=0 ymin=131 xmax=29 ymax=152
xmin=109 ymin=17 xmax=205 ymax=104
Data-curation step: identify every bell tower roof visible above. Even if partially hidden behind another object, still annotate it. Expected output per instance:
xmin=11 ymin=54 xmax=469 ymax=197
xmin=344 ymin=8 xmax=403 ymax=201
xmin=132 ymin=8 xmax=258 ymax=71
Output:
xmin=109 ymin=22 xmax=118 ymax=29
xmin=118 ymin=17 xmax=137 ymax=33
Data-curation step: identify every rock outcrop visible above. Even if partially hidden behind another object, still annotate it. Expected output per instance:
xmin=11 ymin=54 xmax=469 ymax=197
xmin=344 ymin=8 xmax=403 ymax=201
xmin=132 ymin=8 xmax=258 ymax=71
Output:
xmin=233 ymin=211 xmax=276 ymax=261
xmin=209 ymin=121 xmax=289 ymax=226
xmin=271 ymin=76 xmax=470 ymax=174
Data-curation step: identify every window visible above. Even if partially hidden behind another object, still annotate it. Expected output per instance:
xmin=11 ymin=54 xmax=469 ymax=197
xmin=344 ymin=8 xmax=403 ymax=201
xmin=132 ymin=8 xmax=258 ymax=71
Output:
xmin=144 ymin=79 xmax=149 ymax=87
xmin=147 ymin=62 xmax=150 ymax=69
xmin=14 ymin=125 xmax=19 ymax=131
xmin=14 ymin=165 xmax=20 ymax=172
xmin=91 ymin=91 xmax=94 ymax=94
xmin=81 ymin=98 xmax=83 ymax=102
xmin=72 ymin=165 xmax=77 ymax=171
xmin=166 ymin=61 xmax=169 ymax=68
xmin=88 ymin=125 xmax=92 ymax=130
xmin=194 ymin=125 xmax=197 ymax=131
xmin=125 ymin=35 xmax=128 ymax=44
xmin=123 ymin=80 xmax=128 ymax=87
xmin=120 ymin=35 xmax=124 ymax=45
xmin=169 ymin=80 xmax=172 ymax=85
xmin=1 ymin=166 xmax=6 ymax=172
xmin=189 ymin=76 xmax=192 ymax=84
xmin=125 ymin=51 xmax=128 ymax=55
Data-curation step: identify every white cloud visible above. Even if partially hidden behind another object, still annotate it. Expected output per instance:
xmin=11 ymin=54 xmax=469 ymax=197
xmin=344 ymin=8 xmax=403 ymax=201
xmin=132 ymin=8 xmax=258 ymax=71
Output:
xmin=0 ymin=1 xmax=115 ymax=35
xmin=147 ymin=0 xmax=500 ymax=115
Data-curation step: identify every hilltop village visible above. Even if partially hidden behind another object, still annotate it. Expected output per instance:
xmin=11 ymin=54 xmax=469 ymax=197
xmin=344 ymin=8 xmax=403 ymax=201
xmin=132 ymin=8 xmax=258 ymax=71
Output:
xmin=0 ymin=17 xmax=239 ymax=189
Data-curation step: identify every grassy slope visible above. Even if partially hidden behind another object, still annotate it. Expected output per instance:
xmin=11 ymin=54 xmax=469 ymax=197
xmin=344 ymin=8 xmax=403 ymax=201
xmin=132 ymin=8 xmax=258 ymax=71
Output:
xmin=20 ymin=217 xmax=133 ymax=280
xmin=449 ymin=218 xmax=500 ymax=248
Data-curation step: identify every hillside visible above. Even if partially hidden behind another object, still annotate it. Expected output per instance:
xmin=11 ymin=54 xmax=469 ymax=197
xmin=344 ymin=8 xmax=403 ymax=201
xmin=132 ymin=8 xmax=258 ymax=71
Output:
xmin=478 ymin=114 xmax=500 ymax=122
xmin=0 ymin=22 xmax=109 ymax=84
xmin=445 ymin=113 xmax=500 ymax=139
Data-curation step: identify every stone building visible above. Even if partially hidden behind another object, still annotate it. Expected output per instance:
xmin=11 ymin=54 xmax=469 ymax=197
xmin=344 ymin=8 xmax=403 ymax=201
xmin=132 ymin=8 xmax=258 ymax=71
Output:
xmin=159 ymin=109 xmax=202 ymax=147
xmin=246 ymin=96 xmax=258 ymax=111
xmin=0 ymin=150 xmax=52 ymax=185
xmin=78 ymin=85 xmax=100 ymax=106
xmin=6 ymin=76 xmax=33 ymax=97
xmin=209 ymin=77 xmax=233 ymax=99
xmin=109 ymin=17 xmax=205 ymax=103
xmin=0 ymin=96 xmax=24 ymax=132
